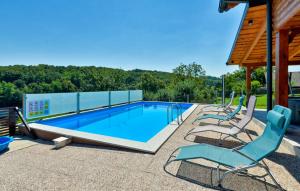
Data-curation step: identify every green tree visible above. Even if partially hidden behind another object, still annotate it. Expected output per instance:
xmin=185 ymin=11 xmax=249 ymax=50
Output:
xmin=139 ymin=73 xmax=164 ymax=92
xmin=251 ymin=80 xmax=261 ymax=95
xmin=0 ymin=82 xmax=22 ymax=107
xmin=252 ymin=67 xmax=266 ymax=86
xmin=173 ymin=62 xmax=205 ymax=79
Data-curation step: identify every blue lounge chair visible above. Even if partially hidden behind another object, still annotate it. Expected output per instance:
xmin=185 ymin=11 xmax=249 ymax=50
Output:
xmin=199 ymin=91 xmax=235 ymax=114
xmin=193 ymin=95 xmax=245 ymax=125
xmin=0 ymin=136 xmax=14 ymax=153
xmin=164 ymin=105 xmax=291 ymax=190
xmin=186 ymin=96 xmax=256 ymax=143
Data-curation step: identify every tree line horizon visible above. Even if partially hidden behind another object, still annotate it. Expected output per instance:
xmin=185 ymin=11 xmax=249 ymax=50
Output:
xmin=0 ymin=63 xmax=265 ymax=107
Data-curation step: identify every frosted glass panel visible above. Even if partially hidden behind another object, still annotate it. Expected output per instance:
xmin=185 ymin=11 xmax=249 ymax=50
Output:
xmin=130 ymin=90 xmax=143 ymax=102
xmin=111 ymin=91 xmax=129 ymax=105
xmin=24 ymin=90 xmax=142 ymax=119
xmin=25 ymin=93 xmax=77 ymax=119
xmin=80 ymin=91 xmax=109 ymax=110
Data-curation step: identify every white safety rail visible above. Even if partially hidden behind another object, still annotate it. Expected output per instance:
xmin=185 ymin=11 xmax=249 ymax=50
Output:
xmin=23 ymin=90 xmax=143 ymax=120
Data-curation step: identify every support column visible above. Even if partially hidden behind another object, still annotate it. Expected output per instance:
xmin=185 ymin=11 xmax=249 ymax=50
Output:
xmin=246 ymin=66 xmax=252 ymax=103
xmin=266 ymin=0 xmax=273 ymax=111
xmin=275 ymin=29 xmax=289 ymax=107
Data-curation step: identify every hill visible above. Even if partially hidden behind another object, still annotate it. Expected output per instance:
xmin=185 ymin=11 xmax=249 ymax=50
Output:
xmin=0 ymin=64 xmax=221 ymax=107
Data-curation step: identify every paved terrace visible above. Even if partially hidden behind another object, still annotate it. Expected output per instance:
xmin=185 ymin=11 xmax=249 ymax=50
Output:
xmin=1 ymin=105 xmax=300 ymax=191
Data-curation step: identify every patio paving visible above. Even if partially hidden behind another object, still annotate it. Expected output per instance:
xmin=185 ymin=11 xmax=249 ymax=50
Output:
xmin=0 ymin=105 xmax=300 ymax=191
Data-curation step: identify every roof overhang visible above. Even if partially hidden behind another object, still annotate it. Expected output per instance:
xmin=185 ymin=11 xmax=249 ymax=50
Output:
xmin=221 ymin=0 xmax=300 ymax=67
xmin=218 ymin=0 xmax=265 ymax=13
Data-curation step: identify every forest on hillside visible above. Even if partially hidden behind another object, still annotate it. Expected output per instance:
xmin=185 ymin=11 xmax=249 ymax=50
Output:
xmin=0 ymin=63 xmax=266 ymax=107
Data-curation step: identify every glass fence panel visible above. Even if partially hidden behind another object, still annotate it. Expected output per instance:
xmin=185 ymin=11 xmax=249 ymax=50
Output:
xmin=80 ymin=91 xmax=109 ymax=110
xmin=130 ymin=90 xmax=143 ymax=102
xmin=25 ymin=93 xmax=77 ymax=119
xmin=24 ymin=90 xmax=143 ymax=120
xmin=111 ymin=91 xmax=129 ymax=105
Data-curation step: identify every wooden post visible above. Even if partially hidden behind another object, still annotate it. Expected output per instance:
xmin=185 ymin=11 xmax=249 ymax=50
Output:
xmin=246 ymin=66 xmax=252 ymax=104
xmin=266 ymin=0 xmax=273 ymax=111
xmin=275 ymin=29 xmax=289 ymax=107
xmin=8 ymin=107 xmax=16 ymax=136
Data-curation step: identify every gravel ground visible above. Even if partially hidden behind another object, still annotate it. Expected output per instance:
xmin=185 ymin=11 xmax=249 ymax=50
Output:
xmin=0 ymin=105 xmax=299 ymax=191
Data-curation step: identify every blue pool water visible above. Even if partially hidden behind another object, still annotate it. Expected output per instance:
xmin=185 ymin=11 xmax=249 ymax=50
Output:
xmin=36 ymin=102 xmax=192 ymax=142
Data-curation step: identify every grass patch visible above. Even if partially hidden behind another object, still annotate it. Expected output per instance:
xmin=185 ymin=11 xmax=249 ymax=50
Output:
xmin=216 ymin=94 xmax=270 ymax=109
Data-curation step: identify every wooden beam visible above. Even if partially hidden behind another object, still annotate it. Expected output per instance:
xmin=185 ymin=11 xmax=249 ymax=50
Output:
xmin=241 ymin=19 xmax=267 ymax=64
xmin=240 ymin=60 xmax=300 ymax=67
xmin=275 ymin=29 xmax=289 ymax=107
xmin=288 ymin=28 xmax=300 ymax=43
xmin=262 ymin=28 xmax=300 ymax=62
xmin=273 ymin=0 xmax=300 ymax=30
xmin=241 ymin=62 xmax=271 ymax=67
xmin=289 ymin=46 xmax=300 ymax=60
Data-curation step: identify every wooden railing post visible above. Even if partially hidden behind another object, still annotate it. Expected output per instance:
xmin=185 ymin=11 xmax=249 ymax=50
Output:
xmin=8 ymin=107 xmax=16 ymax=136
xmin=275 ymin=29 xmax=289 ymax=107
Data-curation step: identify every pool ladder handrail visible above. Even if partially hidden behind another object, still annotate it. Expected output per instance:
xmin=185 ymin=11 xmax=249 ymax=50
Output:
xmin=15 ymin=107 xmax=37 ymax=139
xmin=167 ymin=103 xmax=183 ymax=125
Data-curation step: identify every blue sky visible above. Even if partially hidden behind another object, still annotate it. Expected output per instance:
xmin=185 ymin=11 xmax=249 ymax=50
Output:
xmin=0 ymin=0 xmax=245 ymax=77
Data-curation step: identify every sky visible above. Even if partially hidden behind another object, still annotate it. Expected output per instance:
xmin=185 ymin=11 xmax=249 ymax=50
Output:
xmin=0 ymin=0 xmax=246 ymax=77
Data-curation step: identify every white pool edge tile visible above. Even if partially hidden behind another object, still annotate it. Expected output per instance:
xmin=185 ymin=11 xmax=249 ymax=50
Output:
xmin=28 ymin=103 xmax=198 ymax=153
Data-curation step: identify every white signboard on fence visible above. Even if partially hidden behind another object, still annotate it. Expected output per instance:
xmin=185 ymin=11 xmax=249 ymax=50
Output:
xmin=24 ymin=93 xmax=78 ymax=119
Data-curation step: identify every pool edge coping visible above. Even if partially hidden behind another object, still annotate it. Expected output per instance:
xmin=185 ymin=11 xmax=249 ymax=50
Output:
xmin=28 ymin=102 xmax=198 ymax=154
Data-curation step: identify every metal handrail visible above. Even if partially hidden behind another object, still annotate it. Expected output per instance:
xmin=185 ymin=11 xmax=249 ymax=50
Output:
xmin=167 ymin=105 xmax=172 ymax=124
xmin=167 ymin=103 xmax=183 ymax=125
xmin=15 ymin=107 xmax=37 ymax=139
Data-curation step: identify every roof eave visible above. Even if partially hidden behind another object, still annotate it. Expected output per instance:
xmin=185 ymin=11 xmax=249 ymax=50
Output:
xmin=225 ymin=3 xmax=250 ymax=65
xmin=218 ymin=0 xmax=248 ymax=13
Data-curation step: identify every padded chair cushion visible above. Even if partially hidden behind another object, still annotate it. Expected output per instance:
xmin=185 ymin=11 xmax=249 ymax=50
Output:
xmin=267 ymin=110 xmax=285 ymax=129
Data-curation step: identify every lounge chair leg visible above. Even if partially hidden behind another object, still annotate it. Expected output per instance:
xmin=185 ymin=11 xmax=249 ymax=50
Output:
xmin=184 ymin=128 xmax=195 ymax=141
xmin=217 ymin=165 xmax=221 ymax=181
xmin=245 ymin=130 xmax=253 ymax=141
xmin=261 ymin=164 xmax=284 ymax=191
xmin=163 ymin=148 xmax=180 ymax=175
xmin=218 ymin=133 xmax=223 ymax=145
xmin=197 ymin=110 xmax=202 ymax=115
xmin=192 ymin=119 xmax=198 ymax=125
xmin=218 ymin=165 xmax=254 ymax=188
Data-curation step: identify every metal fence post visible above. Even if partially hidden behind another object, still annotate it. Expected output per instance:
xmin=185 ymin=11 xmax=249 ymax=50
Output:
xmin=109 ymin=91 xmax=111 ymax=107
xmin=222 ymin=75 xmax=225 ymax=105
xmin=77 ymin=92 xmax=80 ymax=113
xmin=22 ymin=94 xmax=27 ymax=120
xmin=128 ymin=90 xmax=131 ymax=103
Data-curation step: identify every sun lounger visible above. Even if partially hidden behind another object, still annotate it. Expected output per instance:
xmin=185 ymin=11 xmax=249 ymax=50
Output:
xmin=164 ymin=105 xmax=291 ymax=190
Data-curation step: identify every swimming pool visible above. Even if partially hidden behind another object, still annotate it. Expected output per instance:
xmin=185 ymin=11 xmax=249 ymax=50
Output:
xmin=29 ymin=102 xmax=197 ymax=153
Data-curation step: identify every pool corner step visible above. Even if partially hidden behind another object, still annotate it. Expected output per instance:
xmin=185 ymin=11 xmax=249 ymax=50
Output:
xmin=53 ymin=137 xmax=72 ymax=149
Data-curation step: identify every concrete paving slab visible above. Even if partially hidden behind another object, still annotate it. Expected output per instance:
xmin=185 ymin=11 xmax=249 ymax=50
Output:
xmin=0 ymin=104 xmax=299 ymax=190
